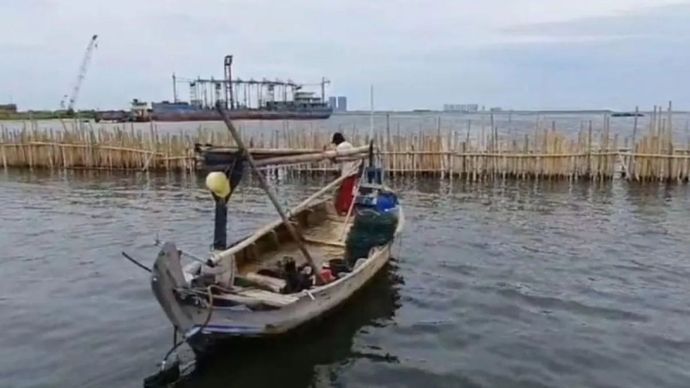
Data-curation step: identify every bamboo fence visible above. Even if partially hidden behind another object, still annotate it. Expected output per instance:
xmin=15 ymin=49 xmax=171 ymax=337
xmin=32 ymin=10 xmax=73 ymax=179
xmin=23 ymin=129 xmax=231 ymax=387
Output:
xmin=1 ymin=116 xmax=689 ymax=182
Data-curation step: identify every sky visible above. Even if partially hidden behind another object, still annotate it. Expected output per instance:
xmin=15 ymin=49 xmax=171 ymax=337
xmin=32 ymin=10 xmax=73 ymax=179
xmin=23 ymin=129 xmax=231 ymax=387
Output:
xmin=1 ymin=0 xmax=690 ymax=111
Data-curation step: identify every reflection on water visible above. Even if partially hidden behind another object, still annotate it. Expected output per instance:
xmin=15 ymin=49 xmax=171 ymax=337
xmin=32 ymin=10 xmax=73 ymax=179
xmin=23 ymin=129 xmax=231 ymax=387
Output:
xmin=1 ymin=169 xmax=690 ymax=388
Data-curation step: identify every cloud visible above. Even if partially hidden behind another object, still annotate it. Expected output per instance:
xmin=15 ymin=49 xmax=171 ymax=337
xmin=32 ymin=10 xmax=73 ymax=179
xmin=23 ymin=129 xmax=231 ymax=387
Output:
xmin=503 ymin=2 xmax=690 ymax=41
xmin=0 ymin=0 xmax=689 ymax=110
xmin=470 ymin=3 xmax=690 ymax=109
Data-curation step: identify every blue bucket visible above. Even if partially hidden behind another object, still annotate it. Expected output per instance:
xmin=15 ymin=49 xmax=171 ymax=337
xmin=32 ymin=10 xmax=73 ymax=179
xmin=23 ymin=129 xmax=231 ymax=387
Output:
xmin=375 ymin=192 xmax=398 ymax=212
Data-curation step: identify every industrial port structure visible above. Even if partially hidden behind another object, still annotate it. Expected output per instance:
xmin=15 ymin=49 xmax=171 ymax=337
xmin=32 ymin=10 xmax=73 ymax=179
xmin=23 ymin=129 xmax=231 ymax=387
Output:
xmin=2 ymin=33 xmax=333 ymax=121
xmin=180 ymin=56 xmax=328 ymax=110
xmin=140 ymin=55 xmax=333 ymax=121
xmin=93 ymin=54 xmax=333 ymax=122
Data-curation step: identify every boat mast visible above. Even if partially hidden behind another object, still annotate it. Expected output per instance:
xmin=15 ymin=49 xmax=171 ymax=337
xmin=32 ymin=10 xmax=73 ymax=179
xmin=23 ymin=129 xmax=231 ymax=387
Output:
xmin=369 ymin=84 xmax=374 ymax=140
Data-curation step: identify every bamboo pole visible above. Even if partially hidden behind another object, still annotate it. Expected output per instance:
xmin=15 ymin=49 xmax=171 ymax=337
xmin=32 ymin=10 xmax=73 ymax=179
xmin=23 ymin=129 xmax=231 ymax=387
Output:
xmin=2 ymin=112 xmax=690 ymax=180
xmin=216 ymin=104 xmax=324 ymax=284
xmin=665 ymin=101 xmax=675 ymax=181
xmin=587 ymin=121 xmax=593 ymax=179
xmin=629 ymin=106 xmax=639 ymax=180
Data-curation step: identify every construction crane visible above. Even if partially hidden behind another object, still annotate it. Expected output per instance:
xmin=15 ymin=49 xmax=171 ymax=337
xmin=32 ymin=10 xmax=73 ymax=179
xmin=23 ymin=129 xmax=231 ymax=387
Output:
xmin=61 ymin=34 xmax=98 ymax=114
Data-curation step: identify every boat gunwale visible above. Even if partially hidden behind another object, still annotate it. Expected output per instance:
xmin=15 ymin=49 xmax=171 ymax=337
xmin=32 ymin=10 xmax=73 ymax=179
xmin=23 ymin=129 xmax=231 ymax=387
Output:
xmin=182 ymin=201 xmax=404 ymax=308
xmin=182 ymin=198 xmax=331 ymax=275
xmin=294 ymin=205 xmax=404 ymax=297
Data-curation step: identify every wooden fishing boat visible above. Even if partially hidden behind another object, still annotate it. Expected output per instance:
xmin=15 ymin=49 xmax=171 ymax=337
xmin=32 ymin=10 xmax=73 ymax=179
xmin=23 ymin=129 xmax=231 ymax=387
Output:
xmin=152 ymin=184 xmax=403 ymax=353
xmin=134 ymin=105 xmax=404 ymax=387
xmin=142 ymin=104 xmax=404 ymax=361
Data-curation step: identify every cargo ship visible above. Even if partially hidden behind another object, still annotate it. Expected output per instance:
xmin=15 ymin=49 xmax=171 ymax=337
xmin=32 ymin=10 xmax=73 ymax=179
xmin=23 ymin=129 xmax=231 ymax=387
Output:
xmin=150 ymin=90 xmax=332 ymax=121
xmin=95 ymin=55 xmax=333 ymax=122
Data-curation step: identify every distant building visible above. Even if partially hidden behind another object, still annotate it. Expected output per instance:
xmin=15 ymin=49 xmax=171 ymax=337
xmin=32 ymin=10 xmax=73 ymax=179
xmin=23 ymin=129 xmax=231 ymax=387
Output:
xmin=336 ymin=96 xmax=347 ymax=112
xmin=443 ymin=104 xmax=478 ymax=113
xmin=489 ymin=107 xmax=502 ymax=112
xmin=0 ymin=103 xmax=17 ymax=113
xmin=327 ymin=96 xmax=348 ymax=112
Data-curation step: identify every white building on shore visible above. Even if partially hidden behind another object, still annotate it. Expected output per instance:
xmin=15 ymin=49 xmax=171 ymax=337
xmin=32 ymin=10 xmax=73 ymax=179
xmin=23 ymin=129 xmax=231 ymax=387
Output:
xmin=443 ymin=104 xmax=479 ymax=113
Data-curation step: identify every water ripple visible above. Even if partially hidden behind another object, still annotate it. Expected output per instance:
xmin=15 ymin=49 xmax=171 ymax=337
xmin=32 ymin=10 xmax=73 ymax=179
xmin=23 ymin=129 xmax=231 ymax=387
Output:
xmin=2 ymin=171 xmax=690 ymax=388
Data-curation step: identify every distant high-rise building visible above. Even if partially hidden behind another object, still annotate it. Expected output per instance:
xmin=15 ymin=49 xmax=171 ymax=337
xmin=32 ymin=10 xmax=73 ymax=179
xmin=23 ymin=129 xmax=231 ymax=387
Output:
xmin=328 ymin=96 xmax=337 ymax=109
xmin=337 ymin=96 xmax=347 ymax=112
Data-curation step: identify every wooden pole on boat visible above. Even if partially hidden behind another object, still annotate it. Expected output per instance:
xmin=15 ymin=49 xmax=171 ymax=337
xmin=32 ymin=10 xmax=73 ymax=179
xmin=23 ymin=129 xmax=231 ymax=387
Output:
xmin=216 ymin=103 xmax=324 ymax=284
xmin=254 ymin=145 xmax=368 ymax=167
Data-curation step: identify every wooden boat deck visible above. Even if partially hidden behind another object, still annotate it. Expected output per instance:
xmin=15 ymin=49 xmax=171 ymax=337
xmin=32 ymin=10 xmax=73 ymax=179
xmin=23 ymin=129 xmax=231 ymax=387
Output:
xmin=239 ymin=216 xmax=350 ymax=276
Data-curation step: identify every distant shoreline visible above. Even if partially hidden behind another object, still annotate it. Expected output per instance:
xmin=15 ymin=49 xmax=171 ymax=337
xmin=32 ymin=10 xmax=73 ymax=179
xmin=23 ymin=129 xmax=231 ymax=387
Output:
xmin=2 ymin=109 xmax=688 ymax=122
xmin=339 ymin=109 xmax=688 ymax=115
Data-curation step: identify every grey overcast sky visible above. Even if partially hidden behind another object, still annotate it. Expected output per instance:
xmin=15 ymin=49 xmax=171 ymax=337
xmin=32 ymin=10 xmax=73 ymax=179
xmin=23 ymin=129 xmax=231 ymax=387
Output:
xmin=1 ymin=0 xmax=689 ymax=111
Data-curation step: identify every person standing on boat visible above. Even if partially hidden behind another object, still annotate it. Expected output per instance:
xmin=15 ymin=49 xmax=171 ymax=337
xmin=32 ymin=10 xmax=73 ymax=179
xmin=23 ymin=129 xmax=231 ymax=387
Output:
xmin=331 ymin=132 xmax=361 ymax=215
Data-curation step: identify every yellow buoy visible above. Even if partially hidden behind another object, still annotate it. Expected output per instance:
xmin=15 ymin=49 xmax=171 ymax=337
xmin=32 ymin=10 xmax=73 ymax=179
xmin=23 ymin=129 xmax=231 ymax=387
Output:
xmin=205 ymin=172 xmax=231 ymax=198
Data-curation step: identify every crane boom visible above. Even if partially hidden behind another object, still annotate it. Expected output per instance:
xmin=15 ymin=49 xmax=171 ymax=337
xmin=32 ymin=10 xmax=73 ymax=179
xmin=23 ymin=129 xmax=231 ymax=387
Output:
xmin=64 ymin=34 xmax=98 ymax=112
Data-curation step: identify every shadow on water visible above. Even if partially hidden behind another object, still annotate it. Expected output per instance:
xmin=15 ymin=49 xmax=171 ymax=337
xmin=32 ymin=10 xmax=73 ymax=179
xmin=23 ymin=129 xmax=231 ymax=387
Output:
xmin=174 ymin=262 xmax=404 ymax=388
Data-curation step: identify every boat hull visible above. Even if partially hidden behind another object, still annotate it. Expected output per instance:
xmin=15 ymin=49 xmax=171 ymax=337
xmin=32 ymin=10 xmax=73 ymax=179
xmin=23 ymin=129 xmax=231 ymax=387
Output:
xmin=189 ymin=244 xmax=393 ymax=352
xmin=151 ymin=205 xmax=404 ymax=354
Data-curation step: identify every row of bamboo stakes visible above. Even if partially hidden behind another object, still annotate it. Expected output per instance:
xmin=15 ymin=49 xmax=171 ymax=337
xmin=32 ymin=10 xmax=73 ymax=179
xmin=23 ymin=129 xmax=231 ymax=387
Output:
xmin=1 ymin=106 xmax=689 ymax=182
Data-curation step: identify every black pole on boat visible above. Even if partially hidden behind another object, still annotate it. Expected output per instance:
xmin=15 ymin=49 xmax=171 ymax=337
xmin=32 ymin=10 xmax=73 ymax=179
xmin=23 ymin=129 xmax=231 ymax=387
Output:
xmin=366 ymin=139 xmax=383 ymax=184
xmin=212 ymin=195 xmax=228 ymax=251
xmin=206 ymin=172 xmax=231 ymax=252
xmin=206 ymin=156 xmax=244 ymax=251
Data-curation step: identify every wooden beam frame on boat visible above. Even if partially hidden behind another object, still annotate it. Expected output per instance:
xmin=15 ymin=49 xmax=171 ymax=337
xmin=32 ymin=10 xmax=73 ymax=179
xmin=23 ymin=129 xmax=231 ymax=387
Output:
xmin=208 ymin=171 xmax=356 ymax=266
xmin=215 ymin=103 xmax=369 ymax=284
xmin=198 ymin=144 xmax=369 ymax=172
xmin=253 ymin=146 xmax=369 ymax=168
